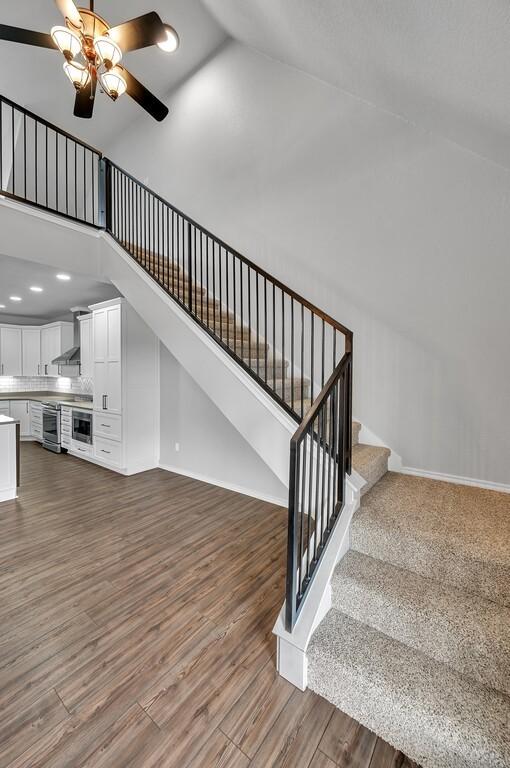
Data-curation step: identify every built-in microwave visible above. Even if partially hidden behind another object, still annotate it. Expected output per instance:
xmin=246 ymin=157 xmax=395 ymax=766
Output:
xmin=72 ymin=409 xmax=93 ymax=444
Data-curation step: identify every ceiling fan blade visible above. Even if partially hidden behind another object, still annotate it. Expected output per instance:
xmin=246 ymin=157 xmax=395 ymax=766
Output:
xmin=107 ymin=12 xmax=166 ymax=53
xmin=0 ymin=24 xmax=56 ymax=49
xmin=54 ymin=0 xmax=83 ymax=29
xmin=123 ymin=68 xmax=169 ymax=122
xmin=74 ymin=71 xmax=96 ymax=119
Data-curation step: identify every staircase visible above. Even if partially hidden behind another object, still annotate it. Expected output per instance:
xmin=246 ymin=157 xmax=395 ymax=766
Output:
xmin=307 ymin=471 xmax=510 ymax=768
xmin=3 ymin=94 xmax=508 ymax=768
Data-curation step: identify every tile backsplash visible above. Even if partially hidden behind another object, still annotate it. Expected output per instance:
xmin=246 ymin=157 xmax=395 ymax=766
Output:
xmin=0 ymin=376 xmax=93 ymax=396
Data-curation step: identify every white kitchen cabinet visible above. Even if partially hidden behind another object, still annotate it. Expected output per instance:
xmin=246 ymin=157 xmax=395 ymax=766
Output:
xmin=79 ymin=315 xmax=93 ymax=379
xmin=88 ymin=298 xmax=158 ymax=475
xmin=30 ymin=402 xmax=42 ymax=442
xmin=40 ymin=323 xmax=73 ymax=377
xmin=10 ymin=400 xmax=31 ymax=437
xmin=0 ymin=327 xmax=22 ymax=376
xmin=0 ymin=402 xmax=10 ymax=417
xmin=93 ymin=305 xmax=121 ymax=414
xmin=22 ymin=328 xmax=41 ymax=376
xmin=40 ymin=325 xmax=61 ymax=377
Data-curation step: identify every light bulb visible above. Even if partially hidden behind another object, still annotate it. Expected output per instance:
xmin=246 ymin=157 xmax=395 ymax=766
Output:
xmin=100 ymin=67 xmax=127 ymax=101
xmin=63 ymin=60 xmax=91 ymax=91
xmin=93 ymin=35 xmax=122 ymax=69
xmin=157 ymin=24 xmax=179 ymax=53
xmin=51 ymin=25 xmax=82 ymax=60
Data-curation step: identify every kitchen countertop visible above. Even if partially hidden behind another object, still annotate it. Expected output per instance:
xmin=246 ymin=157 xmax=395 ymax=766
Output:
xmin=0 ymin=392 xmax=93 ymax=410
xmin=0 ymin=414 xmax=17 ymax=426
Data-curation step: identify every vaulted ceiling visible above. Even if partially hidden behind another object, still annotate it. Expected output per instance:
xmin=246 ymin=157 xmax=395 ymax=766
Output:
xmin=0 ymin=0 xmax=227 ymax=148
xmin=201 ymin=0 xmax=510 ymax=169
xmin=2 ymin=1 xmax=510 ymax=168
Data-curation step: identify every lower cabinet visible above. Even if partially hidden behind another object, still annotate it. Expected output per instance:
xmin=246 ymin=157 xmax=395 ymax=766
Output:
xmin=30 ymin=402 xmax=42 ymax=442
xmin=94 ymin=435 xmax=123 ymax=468
xmin=9 ymin=401 xmax=31 ymax=437
xmin=61 ymin=406 xmax=72 ymax=450
xmin=71 ymin=440 xmax=92 ymax=458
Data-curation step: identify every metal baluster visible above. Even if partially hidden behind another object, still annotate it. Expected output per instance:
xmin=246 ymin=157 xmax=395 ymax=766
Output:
xmin=23 ymin=112 xmax=26 ymax=199
xmin=313 ymin=412 xmax=321 ymax=564
xmin=291 ymin=298 xmax=295 ymax=412
xmin=281 ymin=291 xmax=285 ymax=402
xmin=300 ymin=305 xmax=304 ymax=419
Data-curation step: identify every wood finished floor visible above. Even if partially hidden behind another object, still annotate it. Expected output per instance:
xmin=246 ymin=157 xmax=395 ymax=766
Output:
xmin=0 ymin=442 xmax=419 ymax=768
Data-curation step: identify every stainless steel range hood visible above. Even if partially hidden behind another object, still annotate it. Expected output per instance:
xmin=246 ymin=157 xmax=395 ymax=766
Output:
xmin=52 ymin=307 xmax=89 ymax=374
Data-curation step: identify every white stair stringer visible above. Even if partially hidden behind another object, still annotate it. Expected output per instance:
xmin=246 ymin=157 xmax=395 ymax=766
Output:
xmin=99 ymin=234 xmax=296 ymax=487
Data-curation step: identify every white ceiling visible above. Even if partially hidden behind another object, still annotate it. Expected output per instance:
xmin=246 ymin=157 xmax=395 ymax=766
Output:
xmin=0 ymin=0 xmax=227 ymax=148
xmin=0 ymin=253 xmax=118 ymax=322
xmin=201 ymin=0 xmax=510 ymax=169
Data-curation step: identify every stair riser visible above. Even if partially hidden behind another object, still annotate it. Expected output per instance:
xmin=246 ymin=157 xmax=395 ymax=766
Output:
xmin=332 ymin=552 xmax=510 ymax=697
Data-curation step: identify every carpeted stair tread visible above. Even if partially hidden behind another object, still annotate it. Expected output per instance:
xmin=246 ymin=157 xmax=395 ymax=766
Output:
xmin=308 ymin=610 xmax=510 ymax=768
xmin=351 ymin=472 xmax=510 ymax=606
xmin=352 ymin=443 xmax=390 ymax=494
xmin=332 ymin=550 xmax=510 ymax=696
xmin=352 ymin=420 xmax=361 ymax=446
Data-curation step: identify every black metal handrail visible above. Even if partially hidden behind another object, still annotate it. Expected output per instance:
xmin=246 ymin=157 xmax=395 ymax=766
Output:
xmin=0 ymin=94 xmax=102 ymax=227
xmin=0 ymin=94 xmax=353 ymax=634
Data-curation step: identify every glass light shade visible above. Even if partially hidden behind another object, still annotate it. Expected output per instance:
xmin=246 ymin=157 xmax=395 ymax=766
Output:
xmin=94 ymin=36 xmax=122 ymax=68
xmin=100 ymin=68 xmax=127 ymax=101
xmin=51 ymin=25 xmax=82 ymax=60
xmin=63 ymin=60 xmax=90 ymax=90
xmin=157 ymin=24 xmax=179 ymax=53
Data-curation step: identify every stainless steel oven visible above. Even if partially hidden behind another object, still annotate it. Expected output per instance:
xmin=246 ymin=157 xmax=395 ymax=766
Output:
xmin=72 ymin=409 xmax=92 ymax=445
xmin=42 ymin=402 xmax=61 ymax=453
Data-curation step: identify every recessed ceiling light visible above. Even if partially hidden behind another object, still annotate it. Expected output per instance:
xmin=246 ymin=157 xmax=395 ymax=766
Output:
xmin=56 ymin=273 xmax=71 ymax=281
xmin=10 ymin=296 xmax=22 ymax=302
xmin=30 ymin=286 xmax=43 ymax=292
xmin=0 ymin=304 xmax=5 ymax=309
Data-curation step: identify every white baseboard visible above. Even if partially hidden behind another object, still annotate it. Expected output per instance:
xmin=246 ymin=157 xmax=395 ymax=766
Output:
xmin=398 ymin=465 xmax=510 ymax=494
xmin=355 ymin=417 xmax=510 ymax=494
xmin=158 ymin=462 xmax=288 ymax=507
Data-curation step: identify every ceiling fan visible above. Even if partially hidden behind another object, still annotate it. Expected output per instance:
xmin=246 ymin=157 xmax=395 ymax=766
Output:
xmin=0 ymin=0 xmax=179 ymax=121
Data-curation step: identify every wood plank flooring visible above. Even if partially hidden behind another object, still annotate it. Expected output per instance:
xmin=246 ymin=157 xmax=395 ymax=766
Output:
xmin=0 ymin=442 xmax=418 ymax=768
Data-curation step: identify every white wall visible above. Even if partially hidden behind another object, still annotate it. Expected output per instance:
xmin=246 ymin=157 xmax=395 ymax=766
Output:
xmin=108 ymin=40 xmax=510 ymax=487
xmin=159 ymin=343 xmax=288 ymax=504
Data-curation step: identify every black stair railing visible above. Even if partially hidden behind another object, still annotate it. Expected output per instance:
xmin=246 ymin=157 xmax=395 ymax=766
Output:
xmin=0 ymin=94 xmax=352 ymax=632
xmin=0 ymin=95 xmax=102 ymax=227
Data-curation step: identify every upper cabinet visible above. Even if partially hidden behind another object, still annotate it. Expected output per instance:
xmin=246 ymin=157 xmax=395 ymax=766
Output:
xmin=79 ymin=315 xmax=93 ymax=380
xmin=0 ymin=327 xmax=22 ymax=376
xmin=93 ymin=304 xmax=122 ymax=414
xmin=40 ymin=323 xmax=73 ymax=377
xmin=0 ymin=322 xmax=73 ymax=378
xmin=22 ymin=328 xmax=41 ymax=376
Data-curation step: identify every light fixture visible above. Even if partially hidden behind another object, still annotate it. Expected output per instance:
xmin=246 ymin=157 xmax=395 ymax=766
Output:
xmin=30 ymin=286 xmax=43 ymax=292
xmin=100 ymin=67 xmax=127 ymax=101
xmin=94 ymin=35 xmax=122 ymax=69
xmin=157 ymin=24 xmax=179 ymax=53
xmin=63 ymin=60 xmax=91 ymax=91
xmin=50 ymin=25 xmax=82 ymax=61
xmin=0 ymin=304 xmax=5 ymax=309
xmin=9 ymin=296 xmax=22 ymax=302
xmin=56 ymin=273 xmax=71 ymax=281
